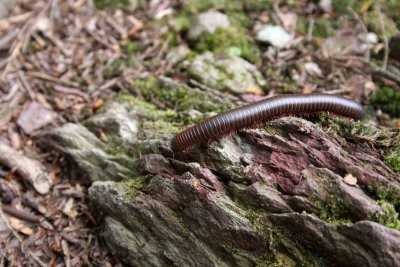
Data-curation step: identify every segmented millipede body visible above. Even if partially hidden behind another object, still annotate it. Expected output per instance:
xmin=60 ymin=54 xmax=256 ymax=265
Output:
xmin=170 ymin=94 xmax=366 ymax=152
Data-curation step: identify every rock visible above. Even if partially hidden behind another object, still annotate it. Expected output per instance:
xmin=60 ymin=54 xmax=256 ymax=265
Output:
xmin=40 ymin=123 xmax=136 ymax=182
xmin=41 ymin=76 xmax=400 ymax=267
xmin=229 ymin=181 xmax=293 ymax=213
xmin=269 ymin=213 xmax=400 ymax=267
xmin=189 ymin=52 xmax=265 ymax=94
xmin=188 ymin=10 xmax=230 ymax=40
xmin=17 ymin=101 xmax=57 ymax=135
xmin=256 ymin=25 xmax=292 ymax=48
xmin=295 ymin=167 xmax=382 ymax=220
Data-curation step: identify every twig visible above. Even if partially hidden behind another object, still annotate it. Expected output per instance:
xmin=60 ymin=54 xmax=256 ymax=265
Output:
xmin=61 ymin=239 xmax=71 ymax=267
xmin=335 ymin=55 xmax=400 ymax=84
xmin=0 ymin=12 xmax=32 ymax=32
xmin=27 ymin=71 xmax=80 ymax=88
xmin=53 ymin=85 xmax=89 ymax=100
xmin=0 ymin=143 xmax=52 ymax=194
xmin=307 ymin=18 xmax=314 ymax=42
xmin=376 ymin=1 xmax=389 ymax=70
xmin=17 ymin=71 xmax=35 ymax=99
xmin=2 ymin=205 xmax=42 ymax=223
xmin=348 ymin=7 xmax=370 ymax=60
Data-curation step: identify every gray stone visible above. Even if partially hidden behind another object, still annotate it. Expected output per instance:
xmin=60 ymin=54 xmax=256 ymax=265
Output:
xmin=188 ymin=10 xmax=230 ymax=40
xmin=256 ymin=25 xmax=292 ymax=48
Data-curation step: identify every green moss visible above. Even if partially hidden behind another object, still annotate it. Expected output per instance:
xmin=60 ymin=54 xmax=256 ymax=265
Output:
xmin=297 ymin=17 xmax=339 ymax=38
xmin=373 ymin=200 xmax=400 ymax=230
xmin=123 ymin=42 xmax=142 ymax=54
xmin=131 ymin=77 xmax=231 ymax=114
xmin=313 ymin=19 xmax=338 ymax=38
xmin=121 ymin=175 xmax=150 ymax=198
xmin=363 ymin=10 xmax=398 ymax=39
xmin=367 ymin=183 xmax=400 ymax=206
xmin=384 ymin=154 xmax=400 ymax=174
xmin=193 ymin=27 xmax=261 ymax=64
xmin=371 ymin=87 xmax=400 ymax=117
xmin=103 ymin=59 xmax=125 ymax=79
xmin=94 ymin=0 xmax=130 ymax=10
xmin=310 ymin=195 xmax=353 ymax=224
xmin=385 ymin=0 xmax=400 ymax=28
xmin=316 ymin=114 xmax=388 ymax=145
xmin=332 ymin=0 xmax=357 ymax=14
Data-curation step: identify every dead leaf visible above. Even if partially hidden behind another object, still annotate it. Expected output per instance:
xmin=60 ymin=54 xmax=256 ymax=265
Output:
xmin=10 ymin=217 xmax=33 ymax=235
xmin=246 ymin=87 xmax=264 ymax=95
xmin=343 ymin=173 xmax=357 ymax=186
xmin=63 ymin=198 xmax=78 ymax=220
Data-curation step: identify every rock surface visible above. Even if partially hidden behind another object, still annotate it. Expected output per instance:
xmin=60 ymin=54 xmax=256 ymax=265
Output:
xmin=41 ymin=77 xmax=400 ymax=266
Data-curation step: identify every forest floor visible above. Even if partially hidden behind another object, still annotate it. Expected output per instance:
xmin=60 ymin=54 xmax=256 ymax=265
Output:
xmin=0 ymin=0 xmax=399 ymax=266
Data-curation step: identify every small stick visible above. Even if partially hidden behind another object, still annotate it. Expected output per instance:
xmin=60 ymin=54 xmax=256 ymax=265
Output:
xmin=27 ymin=71 xmax=80 ymax=88
xmin=376 ymin=1 xmax=389 ymax=70
xmin=0 ymin=143 xmax=52 ymax=194
xmin=2 ymin=205 xmax=42 ymax=223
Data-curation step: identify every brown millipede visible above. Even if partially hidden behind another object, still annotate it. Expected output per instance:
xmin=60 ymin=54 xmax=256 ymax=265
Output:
xmin=171 ymin=94 xmax=366 ymax=152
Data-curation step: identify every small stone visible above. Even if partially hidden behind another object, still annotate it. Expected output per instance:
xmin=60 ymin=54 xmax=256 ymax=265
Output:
xmin=188 ymin=10 xmax=230 ymax=40
xmin=17 ymin=101 xmax=57 ymax=134
xmin=256 ymin=25 xmax=292 ymax=48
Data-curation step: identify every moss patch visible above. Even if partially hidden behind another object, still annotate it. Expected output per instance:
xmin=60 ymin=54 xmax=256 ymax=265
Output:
xmin=372 ymin=201 xmax=400 ymax=230
xmin=384 ymin=154 xmax=400 ymax=174
xmin=94 ymin=0 xmax=130 ymax=10
xmin=130 ymin=76 xmax=231 ymax=117
xmin=193 ymin=27 xmax=261 ymax=64
xmin=121 ymin=175 xmax=150 ymax=199
xmin=310 ymin=195 xmax=353 ymax=224
xmin=371 ymin=87 xmax=400 ymax=118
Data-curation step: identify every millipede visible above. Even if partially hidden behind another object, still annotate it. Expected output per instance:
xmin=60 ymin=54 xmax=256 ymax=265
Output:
xmin=170 ymin=94 xmax=366 ymax=152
